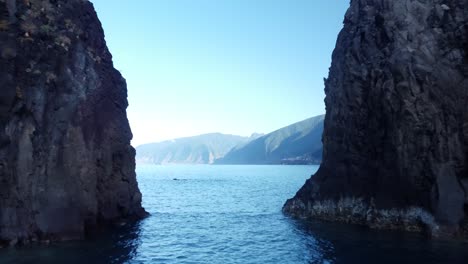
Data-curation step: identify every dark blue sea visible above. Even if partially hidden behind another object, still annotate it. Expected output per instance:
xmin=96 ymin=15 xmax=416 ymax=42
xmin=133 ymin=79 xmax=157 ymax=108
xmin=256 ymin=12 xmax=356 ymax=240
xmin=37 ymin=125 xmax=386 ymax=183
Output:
xmin=1 ymin=165 xmax=467 ymax=264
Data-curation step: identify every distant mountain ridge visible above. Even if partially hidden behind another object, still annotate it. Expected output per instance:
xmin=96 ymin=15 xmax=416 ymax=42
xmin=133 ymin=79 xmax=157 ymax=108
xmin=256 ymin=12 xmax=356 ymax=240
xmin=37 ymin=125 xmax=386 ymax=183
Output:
xmin=215 ymin=115 xmax=324 ymax=165
xmin=136 ymin=115 xmax=324 ymax=165
xmin=136 ymin=133 xmax=261 ymax=164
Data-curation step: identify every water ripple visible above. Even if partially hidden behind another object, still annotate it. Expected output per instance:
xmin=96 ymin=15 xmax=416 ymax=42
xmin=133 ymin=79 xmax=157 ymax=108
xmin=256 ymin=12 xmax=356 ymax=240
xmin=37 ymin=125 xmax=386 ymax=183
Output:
xmin=1 ymin=165 xmax=468 ymax=264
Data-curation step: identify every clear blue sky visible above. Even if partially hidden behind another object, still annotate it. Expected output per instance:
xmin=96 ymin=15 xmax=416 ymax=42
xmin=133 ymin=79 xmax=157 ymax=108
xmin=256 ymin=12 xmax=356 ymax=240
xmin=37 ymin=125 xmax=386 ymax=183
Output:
xmin=91 ymin=0 xmax=349 ymax=146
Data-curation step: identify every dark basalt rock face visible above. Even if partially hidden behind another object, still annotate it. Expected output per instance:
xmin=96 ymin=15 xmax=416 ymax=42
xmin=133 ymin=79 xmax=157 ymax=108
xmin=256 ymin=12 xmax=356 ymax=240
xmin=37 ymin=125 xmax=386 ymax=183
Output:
xmin=284 ymin=0 xmax=468 ymax=238
xmin=0 ymin=0 xmax=146 ymax=245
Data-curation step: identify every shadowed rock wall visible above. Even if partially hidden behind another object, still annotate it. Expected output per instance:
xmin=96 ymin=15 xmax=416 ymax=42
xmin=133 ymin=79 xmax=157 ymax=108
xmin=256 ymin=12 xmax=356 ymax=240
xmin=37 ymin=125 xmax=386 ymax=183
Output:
xmin=0 ymin=0 xmax=146 ymax=245
xmin=284 ymin=0 xmax=468 ymax=238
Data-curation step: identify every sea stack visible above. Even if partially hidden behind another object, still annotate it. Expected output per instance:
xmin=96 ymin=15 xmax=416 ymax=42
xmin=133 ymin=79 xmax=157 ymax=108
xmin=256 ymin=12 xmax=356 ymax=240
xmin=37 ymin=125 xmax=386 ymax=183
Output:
xmin=0 ymin=0 xmax=146 ymax=245
xmin=284 ymin=0 xmax=468 ymax=238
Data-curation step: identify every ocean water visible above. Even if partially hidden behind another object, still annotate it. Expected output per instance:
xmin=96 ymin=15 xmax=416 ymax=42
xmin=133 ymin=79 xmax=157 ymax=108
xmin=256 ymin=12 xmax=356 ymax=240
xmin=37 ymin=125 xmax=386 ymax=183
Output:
xmin=1 ymin=165 xmax=468 ymax=264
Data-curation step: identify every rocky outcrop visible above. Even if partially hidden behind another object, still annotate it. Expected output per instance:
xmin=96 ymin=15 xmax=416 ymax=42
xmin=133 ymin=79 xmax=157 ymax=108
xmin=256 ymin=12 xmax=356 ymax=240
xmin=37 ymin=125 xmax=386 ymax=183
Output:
xmin=284 ymin=0 xmax=468 ymax=238
xmin=0 ymin=0 xmax=146 ymax=246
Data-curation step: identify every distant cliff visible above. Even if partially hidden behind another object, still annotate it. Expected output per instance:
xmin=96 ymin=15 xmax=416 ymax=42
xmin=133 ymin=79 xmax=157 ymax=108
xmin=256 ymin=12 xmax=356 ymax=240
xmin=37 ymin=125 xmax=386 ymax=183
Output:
xmin=137 ymin=116 xmax=324 ymax=166
xmin=136 ymin=133 xmax=259 ymax=164
xmin=284 ymin=0 xmax=468 ymax=238
xmin=215 ymin=115 xmax=324 ymax=165
xmin=0 ymin=0 xmax=146 ymax=245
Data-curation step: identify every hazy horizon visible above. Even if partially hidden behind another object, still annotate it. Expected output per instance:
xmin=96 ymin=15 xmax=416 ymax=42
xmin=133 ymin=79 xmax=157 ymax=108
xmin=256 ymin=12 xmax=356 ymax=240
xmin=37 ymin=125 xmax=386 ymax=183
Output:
xmin=91 ymin=0 xmax=349 ymax=146
xmin=134 ymin=114 xmax=324 ymax=147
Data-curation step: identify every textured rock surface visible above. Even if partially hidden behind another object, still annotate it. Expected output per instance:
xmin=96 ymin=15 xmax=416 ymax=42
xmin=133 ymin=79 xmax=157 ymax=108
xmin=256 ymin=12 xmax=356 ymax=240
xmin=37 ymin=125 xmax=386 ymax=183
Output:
xmin=284 ymin=0 xmax=468 ymax=238
xmin=0 ymin=0 xmax=146 ymax=245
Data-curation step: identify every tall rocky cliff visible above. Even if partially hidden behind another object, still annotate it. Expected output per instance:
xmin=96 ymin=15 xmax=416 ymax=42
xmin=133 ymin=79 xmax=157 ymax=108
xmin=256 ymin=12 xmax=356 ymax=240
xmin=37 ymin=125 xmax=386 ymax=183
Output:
xmin=0 ymin=0 xmax=146 ymax=245
xmin=284 ymin=0 xmax=468 ymax=238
